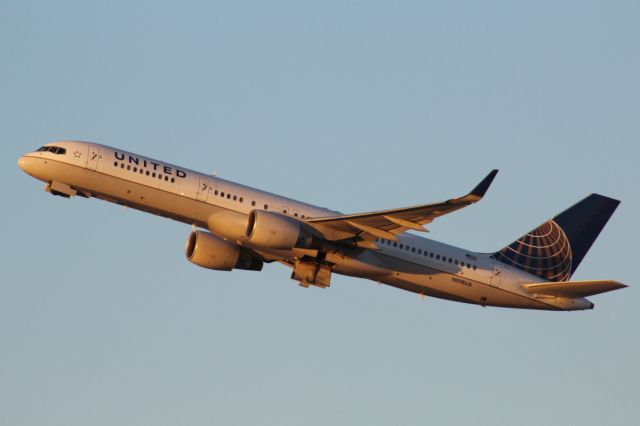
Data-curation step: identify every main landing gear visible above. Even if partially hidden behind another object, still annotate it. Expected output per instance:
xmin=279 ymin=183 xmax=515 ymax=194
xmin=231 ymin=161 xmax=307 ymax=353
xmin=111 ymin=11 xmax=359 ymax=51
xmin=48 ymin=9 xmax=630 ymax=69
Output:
xmin=291 ymin=258 xmax=333 ymax=289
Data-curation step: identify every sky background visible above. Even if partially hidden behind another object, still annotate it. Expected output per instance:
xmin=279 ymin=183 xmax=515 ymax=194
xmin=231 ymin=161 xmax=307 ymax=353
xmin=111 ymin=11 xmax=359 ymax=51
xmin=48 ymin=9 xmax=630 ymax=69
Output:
xmin=1 ymin=1 xmax=639 ymax=425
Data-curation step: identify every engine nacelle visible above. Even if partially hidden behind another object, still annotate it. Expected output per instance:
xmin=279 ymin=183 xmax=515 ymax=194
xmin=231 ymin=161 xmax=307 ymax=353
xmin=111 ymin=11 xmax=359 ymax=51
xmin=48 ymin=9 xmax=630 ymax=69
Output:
xmin=207 ymin=210 xmax=248 ymax=242
xmin=245 ymin=210 xmax=314 ymax=249
xmin=185 ymin=231 xmax=263 ymax=271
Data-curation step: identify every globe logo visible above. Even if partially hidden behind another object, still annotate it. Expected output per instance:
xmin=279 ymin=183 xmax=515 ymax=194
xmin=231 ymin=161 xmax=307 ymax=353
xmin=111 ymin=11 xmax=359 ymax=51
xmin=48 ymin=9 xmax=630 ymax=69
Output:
xmin=495 ymin=220 xmax=573 ymax=282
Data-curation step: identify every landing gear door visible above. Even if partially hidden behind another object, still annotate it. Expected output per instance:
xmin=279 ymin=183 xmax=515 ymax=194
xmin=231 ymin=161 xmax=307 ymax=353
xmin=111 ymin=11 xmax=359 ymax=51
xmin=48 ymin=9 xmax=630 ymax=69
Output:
xmin=86 ymin=145 xmax=101 ymax=171
xmin=196 ymin=176 xmax=211 ymax=202
xmin=490 ymin=263 xmax=503 ymax=287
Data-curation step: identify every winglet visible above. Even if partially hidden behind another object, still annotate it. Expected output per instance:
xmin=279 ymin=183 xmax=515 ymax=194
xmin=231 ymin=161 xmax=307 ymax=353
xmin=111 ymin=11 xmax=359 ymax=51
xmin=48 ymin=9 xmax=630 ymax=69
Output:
xmin=470 ymin=169 xmax=499 ymax=199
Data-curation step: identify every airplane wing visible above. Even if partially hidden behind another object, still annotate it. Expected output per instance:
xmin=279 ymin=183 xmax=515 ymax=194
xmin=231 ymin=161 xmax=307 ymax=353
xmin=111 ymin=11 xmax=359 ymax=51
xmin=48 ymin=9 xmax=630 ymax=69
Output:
xmin=524 ymin=280 xmax=628 ymax=298
xmin=305 ymin=170 xmax=498 ymax=244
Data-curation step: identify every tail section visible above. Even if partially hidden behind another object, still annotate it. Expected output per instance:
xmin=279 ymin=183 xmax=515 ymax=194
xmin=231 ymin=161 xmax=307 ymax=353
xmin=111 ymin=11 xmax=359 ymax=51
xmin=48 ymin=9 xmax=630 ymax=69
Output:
xmin=493 ymin=194 xmax=620 ymax=281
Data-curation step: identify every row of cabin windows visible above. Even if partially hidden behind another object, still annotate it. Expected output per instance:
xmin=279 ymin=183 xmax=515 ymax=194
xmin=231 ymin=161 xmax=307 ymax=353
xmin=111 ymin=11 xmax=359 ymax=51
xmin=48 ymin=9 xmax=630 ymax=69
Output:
xmin=377 ymin=238 xmax=477 ymax=270
xmin=112 ymin=161 xmax=310 ymax=219
xmin=114 ymin=161 xmax=176 ymax=183
xmin=212 ymin=190 xmax=307 ymax=218
xmin=214 ymin=189 xmax=244 ymax=203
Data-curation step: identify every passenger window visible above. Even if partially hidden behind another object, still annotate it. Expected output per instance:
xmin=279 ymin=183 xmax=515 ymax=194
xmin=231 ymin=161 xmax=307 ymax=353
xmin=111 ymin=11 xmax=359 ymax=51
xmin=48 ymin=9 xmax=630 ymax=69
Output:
xmin=114 ymin=161 xmax=118 ymax=167
xmin=134 ymin=167 xmax=137 ymax=172
xmin=412 ymin=247 xmax=416 ymax=253
xmin=240 ymin=197 xmax=243 ymax=202
xmin=252 ymin=201 xmax=256 ymax=206
xmin=436 ymin=255 xmax=440 ymax=260
xmin=164 ymin=176 xmax=169 ymax=181
xmin=215 ymin=190 xmax=218 ymax=195
xmin=227 ymin=194 xmax=231 ymax=199
xmin=264 ymin=204 xmax=268 ymax=209
xmin=146 ymin=171 xmax=150 ymax=176
xmin=121 ymin=164 xmax=125 ymax=169
xmin=171 ymin=177 xmax=175 ymax=183
xmin=233 ymin=195 xmax=237 ymax=201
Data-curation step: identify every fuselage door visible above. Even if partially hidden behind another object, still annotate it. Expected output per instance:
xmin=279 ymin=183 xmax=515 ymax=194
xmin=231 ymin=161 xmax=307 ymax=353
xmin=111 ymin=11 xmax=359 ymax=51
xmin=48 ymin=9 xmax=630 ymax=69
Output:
xmin=197 ymin=176 xmax=211 ymax=202
xmin=490 ymin=263 xmax=503 ymax=287
xmin=87 ymin=145 xmax=101 ymax=171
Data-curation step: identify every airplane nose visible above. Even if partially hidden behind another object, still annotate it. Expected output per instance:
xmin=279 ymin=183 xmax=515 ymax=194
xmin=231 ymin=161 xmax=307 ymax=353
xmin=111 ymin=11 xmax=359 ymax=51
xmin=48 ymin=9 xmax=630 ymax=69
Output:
xmin=17 ymin=156 xmax=27 ymax=172
xmin=17 ymin=155 xmax=39 ymax=176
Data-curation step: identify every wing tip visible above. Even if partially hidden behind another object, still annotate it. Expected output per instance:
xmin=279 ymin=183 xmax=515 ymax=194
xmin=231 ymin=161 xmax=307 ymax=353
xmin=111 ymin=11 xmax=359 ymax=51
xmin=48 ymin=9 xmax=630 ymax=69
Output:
xmin=611 ymin=281 xmax=629 ymax=290
xmin=469 ymin=169 xmax=499 ymax=199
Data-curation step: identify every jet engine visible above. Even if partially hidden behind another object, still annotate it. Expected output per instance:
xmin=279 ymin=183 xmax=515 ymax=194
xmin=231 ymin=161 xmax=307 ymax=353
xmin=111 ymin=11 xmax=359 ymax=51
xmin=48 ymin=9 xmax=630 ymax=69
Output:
xmin=185 ymin=231 xmax=263 ymax=271
xmin=245 ymin=210 xmax=315 ymax=250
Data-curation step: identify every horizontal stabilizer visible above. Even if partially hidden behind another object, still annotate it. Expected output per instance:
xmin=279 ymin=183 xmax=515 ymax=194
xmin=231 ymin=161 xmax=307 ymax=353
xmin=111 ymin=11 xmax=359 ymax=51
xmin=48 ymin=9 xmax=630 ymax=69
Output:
xmin=524 ymin=280 xmax=627 ymax=298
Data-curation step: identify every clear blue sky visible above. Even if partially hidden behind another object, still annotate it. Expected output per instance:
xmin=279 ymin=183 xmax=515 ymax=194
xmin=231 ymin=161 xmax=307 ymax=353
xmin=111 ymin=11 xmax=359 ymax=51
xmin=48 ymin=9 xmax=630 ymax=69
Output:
xmin=2 ymin=1 xmax=639 ymax=425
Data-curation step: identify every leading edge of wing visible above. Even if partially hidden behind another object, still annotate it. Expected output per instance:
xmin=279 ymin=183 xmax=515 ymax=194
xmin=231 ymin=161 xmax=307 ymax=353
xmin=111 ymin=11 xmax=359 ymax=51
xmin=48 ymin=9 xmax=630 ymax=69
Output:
xmin=305 ymin=169 xmax=498 ymax=238
xmin=307 ymin=169 xmax=498 ymax=224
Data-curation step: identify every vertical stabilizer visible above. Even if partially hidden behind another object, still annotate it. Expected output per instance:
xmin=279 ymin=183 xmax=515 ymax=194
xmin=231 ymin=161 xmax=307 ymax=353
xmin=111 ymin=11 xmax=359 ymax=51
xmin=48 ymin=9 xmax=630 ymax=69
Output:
xmin=493 ymin=194 xmax=620 ymax=281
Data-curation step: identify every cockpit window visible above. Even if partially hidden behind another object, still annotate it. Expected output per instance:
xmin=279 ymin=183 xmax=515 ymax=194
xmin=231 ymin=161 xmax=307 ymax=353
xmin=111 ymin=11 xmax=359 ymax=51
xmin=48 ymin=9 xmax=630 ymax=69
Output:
xmin=36 ymin=146 xmax=66 ymax=154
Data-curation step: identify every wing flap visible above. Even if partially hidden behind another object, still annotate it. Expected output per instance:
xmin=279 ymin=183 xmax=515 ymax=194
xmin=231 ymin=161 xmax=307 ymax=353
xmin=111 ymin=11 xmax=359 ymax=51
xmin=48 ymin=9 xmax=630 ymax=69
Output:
xmin=524 ymin=280 xmax=627 ymax=298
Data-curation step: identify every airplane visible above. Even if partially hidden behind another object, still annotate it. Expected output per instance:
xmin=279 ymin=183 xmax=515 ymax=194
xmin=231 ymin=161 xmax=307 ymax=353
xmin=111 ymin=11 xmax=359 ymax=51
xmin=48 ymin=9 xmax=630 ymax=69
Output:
xmin=18 ymin=141 xmax=627 ymax=311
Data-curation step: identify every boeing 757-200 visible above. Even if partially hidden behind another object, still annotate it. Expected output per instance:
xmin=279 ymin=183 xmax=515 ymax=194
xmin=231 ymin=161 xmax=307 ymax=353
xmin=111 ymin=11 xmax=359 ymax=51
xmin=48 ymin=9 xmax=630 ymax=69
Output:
xmin=18 ymin=141 xmax=627 ymax=310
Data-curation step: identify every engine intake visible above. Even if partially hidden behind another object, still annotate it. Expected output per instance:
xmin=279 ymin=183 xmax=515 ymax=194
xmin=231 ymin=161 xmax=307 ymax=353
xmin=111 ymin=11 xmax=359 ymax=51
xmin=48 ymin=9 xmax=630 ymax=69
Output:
xmin=185 ymin=231 xmax=263 ymax=271
xmin=245 ymin=210 xmax=314 ymax=250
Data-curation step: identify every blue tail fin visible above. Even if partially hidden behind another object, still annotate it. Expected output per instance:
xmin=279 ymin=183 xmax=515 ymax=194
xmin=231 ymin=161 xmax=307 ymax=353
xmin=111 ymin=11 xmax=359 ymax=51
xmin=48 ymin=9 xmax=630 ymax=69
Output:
xmin=493 ymin=194 xmax=620 ymax=281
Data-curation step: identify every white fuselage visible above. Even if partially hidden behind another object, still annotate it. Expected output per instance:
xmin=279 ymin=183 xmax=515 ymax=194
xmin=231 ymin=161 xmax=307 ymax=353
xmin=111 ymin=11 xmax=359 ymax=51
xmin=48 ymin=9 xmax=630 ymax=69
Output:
xmin=18 ymin=141 xmax=594 ymax=311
